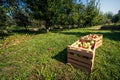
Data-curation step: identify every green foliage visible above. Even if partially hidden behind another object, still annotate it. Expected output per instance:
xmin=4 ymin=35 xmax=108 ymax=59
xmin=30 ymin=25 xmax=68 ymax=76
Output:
xmin=0 ymin=0 xmax=111 ymax=31
xmin=0 ymin=7 xmax=7 ymax=27
xmin=23 ymin=0 xmax=60 ymax=31
xmin=83 ymin=0 xmax=100 ymax=26
xmin=13 ymin=10 xmax=31 ymax=30
xmin=23 ymin=0 xmax=79 ymax=31
xmin=112 ymin=13 xmax=120 ymax=23
xmin=105 ymin=12 xmax=113 ymax=20
xmin=23 ymin=0 xmax=104 ymax=30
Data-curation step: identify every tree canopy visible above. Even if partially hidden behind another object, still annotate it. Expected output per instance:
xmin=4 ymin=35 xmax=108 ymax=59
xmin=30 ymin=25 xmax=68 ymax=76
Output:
xmin=0 ymin=0 xmax=113 ymax=32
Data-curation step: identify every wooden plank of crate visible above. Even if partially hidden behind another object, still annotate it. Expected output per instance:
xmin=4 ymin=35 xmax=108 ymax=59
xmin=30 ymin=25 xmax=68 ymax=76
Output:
xmin=96 ymin=42 xmax=102 ymax=47
xmin=68 ymin=47 xmax=94 ymax=55
xmin=70 ymin=62 xmax=92 ymax=73
xmin=68 ymin=51 xmax=95 ymax=70
xmin=68 ymin=58 xmax=92 ymax=69
xmin=90 ymin=52 xmax=95 ymax=69
xmin=67 ymin=52 xmax=93 ymax=65
xmin=96 ymin=37 xmax=102 ymax=42
xmin=70 ymin=40 xmax=79 ymax=47
xmin=67 ymin=48 xmax=94 ymax=59
xmin=96 ymin=40 xmax=102 ymax=48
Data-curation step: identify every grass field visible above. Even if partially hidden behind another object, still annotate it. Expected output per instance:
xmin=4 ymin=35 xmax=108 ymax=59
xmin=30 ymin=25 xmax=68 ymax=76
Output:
xmin=0 ymin=27 xmax=120 ymax=80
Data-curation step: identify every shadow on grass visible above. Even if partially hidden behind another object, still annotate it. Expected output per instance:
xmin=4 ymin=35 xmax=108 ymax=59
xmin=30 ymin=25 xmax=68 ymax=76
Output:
xmin=52 ymin=48 xmax=67 ymax=63
xmin=100 ymin=25 xmax=120 ymax=30
xmin=60 ymin=31 xmax=89 ymax=37
xmin=0 ymin=29 xmax=46 ymax=39
xmin=60 ymin=31 xmax=120 ymax=41
xmin=12 ymin=29 xmax=46 ymax=35
xmin=0 ymin=33 xmax=13 ymax=39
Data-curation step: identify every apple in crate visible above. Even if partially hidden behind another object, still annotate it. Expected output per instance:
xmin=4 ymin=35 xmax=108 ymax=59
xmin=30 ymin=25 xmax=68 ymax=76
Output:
xmin=78 ymin=42 xmax=82 ymax=48
xmin=87 ymin=42 xmax=91 ymax=46
xmin=74 ymin=42 xmax=79 ymax=47
xmin=89 ymin=40 xmax=94 ymax=49
xmin=92 ymin=35 xmax=99 ymax=39
xmin=82 ymin=42 xmax=89 ymax=49
xmin=90 ymin=40 xmax=95 ymax=45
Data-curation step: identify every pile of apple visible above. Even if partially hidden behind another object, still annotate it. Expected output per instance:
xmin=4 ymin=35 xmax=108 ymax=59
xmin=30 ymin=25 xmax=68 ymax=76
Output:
xmin=81 ymin=34 xmax=99 ymax=40
xmin=88 ymin=34 xmax=99 ymax=39
xmin=73 ymin=40 xmax=95 ymax=50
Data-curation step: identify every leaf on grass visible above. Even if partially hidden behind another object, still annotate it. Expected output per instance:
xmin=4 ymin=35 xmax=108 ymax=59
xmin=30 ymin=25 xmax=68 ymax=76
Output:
xmin=47 ymin=48 xmax=54 ymax=50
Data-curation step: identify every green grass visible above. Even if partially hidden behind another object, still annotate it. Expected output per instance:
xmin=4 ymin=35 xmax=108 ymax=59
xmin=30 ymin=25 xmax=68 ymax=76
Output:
xmin=0 ymin=28 xmax=120 ymax=80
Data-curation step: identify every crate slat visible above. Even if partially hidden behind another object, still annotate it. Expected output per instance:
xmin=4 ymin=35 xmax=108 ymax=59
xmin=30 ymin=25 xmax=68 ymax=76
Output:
xmin=68 ymin=58 xmax=92 ymax=69
xmin=69 ymin=62 xmax=92 ymax=73
xmin=67 ymin=48 xmax=94 ymax=59
xmin=95 ymin=40 xmax=102 ymax=48
xmin=67 ymin=52 xmax=93 ymax=65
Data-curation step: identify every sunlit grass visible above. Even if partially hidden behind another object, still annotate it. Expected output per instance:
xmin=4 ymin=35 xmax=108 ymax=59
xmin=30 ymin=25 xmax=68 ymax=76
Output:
xmin=0 ymin=28 xmax=120 ymax=79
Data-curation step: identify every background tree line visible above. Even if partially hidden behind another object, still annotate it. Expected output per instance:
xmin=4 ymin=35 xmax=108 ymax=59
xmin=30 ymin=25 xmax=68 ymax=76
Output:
xmin=105 ymin=11 xmax=120 ymax=24
xmin=0 ymin=0 xmax=120 ymax=33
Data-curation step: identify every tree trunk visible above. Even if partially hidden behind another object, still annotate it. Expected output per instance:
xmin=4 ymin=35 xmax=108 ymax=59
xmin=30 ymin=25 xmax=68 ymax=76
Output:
xmin=45 ymin=21 xmax=50 ymax=33
xmin=78 ymin=19 xmax=80 ymax=28
xmin=24 ymin=26 xmax=28 ymax=31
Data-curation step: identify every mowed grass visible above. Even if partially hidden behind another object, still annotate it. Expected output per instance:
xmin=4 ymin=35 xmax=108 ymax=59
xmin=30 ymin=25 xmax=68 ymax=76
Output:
xmin=0 ymin=28 xmax=120 ymax=80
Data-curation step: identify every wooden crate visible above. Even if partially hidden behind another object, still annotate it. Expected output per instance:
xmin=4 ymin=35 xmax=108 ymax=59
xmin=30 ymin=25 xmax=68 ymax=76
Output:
xmin=94 ymin=35 xmax=102 ymax=48
xmin=80 ymin=34 xmax=103 ymax=48
xmin=67 ymin=41 xmax=96 ymax=73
